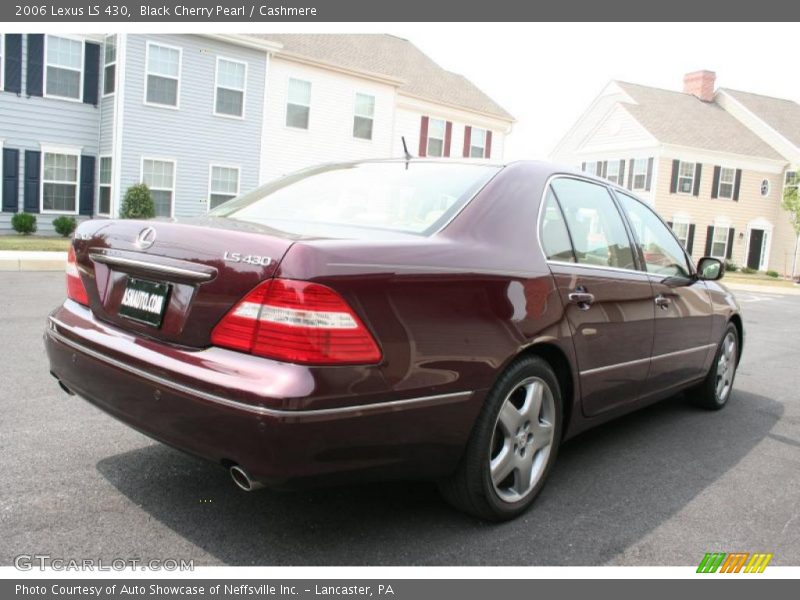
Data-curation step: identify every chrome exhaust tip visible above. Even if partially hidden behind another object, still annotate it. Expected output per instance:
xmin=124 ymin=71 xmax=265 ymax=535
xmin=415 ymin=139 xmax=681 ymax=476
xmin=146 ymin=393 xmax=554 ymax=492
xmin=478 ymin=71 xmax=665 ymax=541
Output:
xmin=229 ymin=465 xmax=265 ymax=492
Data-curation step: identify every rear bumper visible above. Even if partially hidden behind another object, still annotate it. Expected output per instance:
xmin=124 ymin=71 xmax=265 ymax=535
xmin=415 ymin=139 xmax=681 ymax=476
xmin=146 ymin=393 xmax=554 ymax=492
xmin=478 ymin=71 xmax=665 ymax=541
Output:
xmin=45 ymin=301 xmax=483 ymax=486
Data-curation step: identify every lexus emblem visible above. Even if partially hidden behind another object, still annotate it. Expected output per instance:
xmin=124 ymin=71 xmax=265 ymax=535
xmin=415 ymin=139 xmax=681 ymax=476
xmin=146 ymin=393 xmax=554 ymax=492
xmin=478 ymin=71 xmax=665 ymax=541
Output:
xmin=136 ymin=227 xmax=157 ymax=249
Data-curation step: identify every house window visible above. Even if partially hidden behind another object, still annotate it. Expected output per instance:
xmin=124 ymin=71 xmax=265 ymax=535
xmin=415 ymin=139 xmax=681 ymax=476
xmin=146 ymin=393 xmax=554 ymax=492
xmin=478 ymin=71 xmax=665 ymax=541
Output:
xmin=711 ymin=226 xmax=729 ymax=259
xmin=785 ymin=171 xmax=798 ymax=194
xmin=426 ymin=118 xmax=445 ymax=157
xmin=677 ymin=161 xmax=695 ymax=194
xmin=470 ymin=128 xmax=487 ymax=158
xmin=209 ymin=165 xmax=239 ymax=210
xmin=718 ymin=167 xmax=735 ymax=199
xmin=42 ymin=151 xmax=79 ymax=213
xmin=215 ymin=58 xmax=246 ymax=118
xmin=671 ymin=221 xmax=690 ymax=248
xmin=103 ymin=34 xmax=116 ymax=96
xmin=0 ymin=34 xmax=4 ymax=90
xmin=145 ymin=42 xmax=181 ymax=107
xmin=45 ymin=35 xmax=83 ymax=100
xmin=760 ymin=179 xmax=770 ymax=197
xmin=606 ymin=161 xmax=620 ymax=185
xmin=286 ymin=78 xmax=311 ymax=129
xmin=583 ymin=161 xmax=597 ymax=176
xmin=353 ymin=93 xmax=375 ymax=140
xmin=142 ymin=158 xmax=175 ymax=217
xmin=98 ymin=156 xmax=112 ymax=215
xmin=631 ymin=159 xmax=648 ymax=190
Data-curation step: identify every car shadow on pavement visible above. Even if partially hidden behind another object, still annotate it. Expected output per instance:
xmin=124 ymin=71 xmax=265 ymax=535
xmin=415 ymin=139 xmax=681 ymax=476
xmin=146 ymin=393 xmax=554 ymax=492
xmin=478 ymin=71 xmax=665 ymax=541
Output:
xmin=96 ymin=390 xmax=782 ymax=566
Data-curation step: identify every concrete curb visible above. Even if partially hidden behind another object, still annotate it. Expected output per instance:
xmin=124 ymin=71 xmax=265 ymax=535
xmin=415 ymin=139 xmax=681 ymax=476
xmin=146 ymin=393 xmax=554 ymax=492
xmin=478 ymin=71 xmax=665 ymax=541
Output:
xmin=0 ymin=251 xmax=67 ymax=272
xmin=725 ymin=281 xmax=800 ymax=296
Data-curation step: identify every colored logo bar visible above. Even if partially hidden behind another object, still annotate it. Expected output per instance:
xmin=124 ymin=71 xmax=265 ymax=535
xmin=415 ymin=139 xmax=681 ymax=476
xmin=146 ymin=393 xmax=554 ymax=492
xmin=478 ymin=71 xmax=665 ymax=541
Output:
xmin=697 ymin=552 xmax=773 ymax=573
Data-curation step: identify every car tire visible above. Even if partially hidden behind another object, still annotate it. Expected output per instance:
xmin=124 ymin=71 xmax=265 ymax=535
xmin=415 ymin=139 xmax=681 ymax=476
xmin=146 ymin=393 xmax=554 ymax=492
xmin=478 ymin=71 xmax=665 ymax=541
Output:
xmin=690 ymin=323 xmax=740 ymax=410
xmin=439 ymin=355 xmax=563 ymax=521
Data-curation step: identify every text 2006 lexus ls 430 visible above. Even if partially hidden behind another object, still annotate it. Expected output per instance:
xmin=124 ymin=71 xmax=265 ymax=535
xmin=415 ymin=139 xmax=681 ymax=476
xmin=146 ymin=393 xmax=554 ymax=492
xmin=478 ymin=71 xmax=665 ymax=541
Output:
xmin=45 ymin=160 xmax=742 ymax=520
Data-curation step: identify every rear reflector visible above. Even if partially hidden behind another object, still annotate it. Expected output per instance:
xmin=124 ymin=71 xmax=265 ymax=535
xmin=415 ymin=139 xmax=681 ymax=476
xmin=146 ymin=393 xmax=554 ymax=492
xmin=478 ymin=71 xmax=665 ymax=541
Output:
xmin=66 ymin=246 xmax=89 ymax=306
xmin=211 ymin=279 xmax=382 ymax=365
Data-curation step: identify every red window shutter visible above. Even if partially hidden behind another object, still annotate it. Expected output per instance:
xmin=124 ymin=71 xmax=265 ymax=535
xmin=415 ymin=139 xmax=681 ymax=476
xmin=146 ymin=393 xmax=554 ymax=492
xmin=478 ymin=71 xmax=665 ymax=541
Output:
xmin=444 ymin=121 xmax=452 ymax=157
xmin=485 ymin=130 xmax=492 ymax=159
xmin=463 ymin=126 xmax=472 ymax=158
xmin=418 ymin=116 xmax=429 ymax=157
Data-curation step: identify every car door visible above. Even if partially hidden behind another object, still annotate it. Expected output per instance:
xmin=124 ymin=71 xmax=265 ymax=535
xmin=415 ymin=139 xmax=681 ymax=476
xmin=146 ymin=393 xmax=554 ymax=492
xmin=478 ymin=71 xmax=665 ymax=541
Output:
xmin=542 ymin=177 xmax=655 ymax=417
xmin=614 ymin=192 xmax=715 ymax=395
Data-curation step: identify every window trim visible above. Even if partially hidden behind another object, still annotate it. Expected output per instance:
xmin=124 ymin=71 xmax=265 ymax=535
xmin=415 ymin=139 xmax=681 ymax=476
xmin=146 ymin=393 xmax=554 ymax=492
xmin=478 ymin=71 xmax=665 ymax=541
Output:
xmin=213 ymin=56 xmax=247 ymax=120
xmin=143 ymin=41 xmax=182 ymax=110
xmin=710 ymin=225 xmax=730 ymax=260
xmin=469 ymin=127 xmax=487 ymax=159
xmin=102 ymin=34 xmax=116 ymax=98
xmin=352 ymin=91 xmax=376 ymax=141
xmin=426 ymin=117 xmax=446 ymax=158
xmin=207 ymin=163 xmax=241 ymax=211
xmin=676 ymin=160 xmax=696 ymax=195
xmin=285 ymin=76 xmax=311 ymax=130
xmin=40 ymin=144 xmax=82 ymax=215
xmin=717 ymin=167 xmax=735 ymax=200
xmin=43 ymin=34 xmax=85 ymax=103
xmin=760 ymin=178 xmax=771 ymax=198
xmin=140 ymin=156 xmax=177 ymax=218
xmin=631 ymin=158 xmax=648 ymax=191
xmin=670 ymin=217 xmax=691 ymax=248
xmin=606 ymin=160 xmax=621 ymax=185
xmin=97 ymin=154 xmax=112 ymax=216
xmin=784 ymin=170 xmax=798 ymax=194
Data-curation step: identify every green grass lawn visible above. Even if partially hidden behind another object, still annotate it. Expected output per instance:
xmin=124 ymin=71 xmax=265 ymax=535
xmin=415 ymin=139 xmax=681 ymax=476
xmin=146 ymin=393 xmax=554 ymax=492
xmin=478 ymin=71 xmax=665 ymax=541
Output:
xmin=0 ymin=235 xmax=71 ymax=251
xmin=724 ymin=271 xmax=799 ymax=289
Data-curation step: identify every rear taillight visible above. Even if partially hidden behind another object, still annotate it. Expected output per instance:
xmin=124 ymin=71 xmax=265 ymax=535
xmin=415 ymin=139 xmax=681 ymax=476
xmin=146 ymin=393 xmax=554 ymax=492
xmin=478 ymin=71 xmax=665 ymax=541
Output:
xmin=211 ymin=279 xmax=382 ymax=365
xmin=66 ymin=246 xmax=89 ymax=306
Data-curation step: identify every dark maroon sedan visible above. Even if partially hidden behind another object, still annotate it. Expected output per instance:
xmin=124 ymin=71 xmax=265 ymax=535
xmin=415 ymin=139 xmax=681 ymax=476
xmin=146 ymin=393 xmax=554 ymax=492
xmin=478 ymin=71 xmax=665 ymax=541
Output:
xmin=45 ymin=160 xmax=742 ymax=520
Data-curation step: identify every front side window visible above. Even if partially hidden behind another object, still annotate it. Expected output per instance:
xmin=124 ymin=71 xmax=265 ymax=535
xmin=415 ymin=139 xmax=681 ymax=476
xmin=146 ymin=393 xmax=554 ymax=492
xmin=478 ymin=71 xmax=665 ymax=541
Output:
xmin=550 ymin=177 xmax=636 ymax=270
xmin=353 ymin=93 xmax=375 ymax=140
xmin=215 ymin=58 xmax=246 ymax=117
xmin=209 ymin=165 xmax=240 ymax=209
xmin=286 ymin=78 xmax=311 ymax=129
xmin=42 ymin=152 xmax=79 ymax=213
xmin=718 ymin=167 xmax=735 ymax=199
xmin=98 ymin=156 xmax=112 ymax=215
xmin=470 ymin=128 xmax=486 ymax=158
xmin=711 ymin=226 xmax=729 ymax=259
xmin=103 ymin=34 xmax=116 ymax=95
xmin=146 ymin=43 xmax=180 ymax=107
xmin=540 ymin=189 xmax=575 ymax=263
xmin=678 ymin=161 xmax=695 ymax=194
xmin=606 ymin=161 xmax=620 ymax=185
xmin=618 ymin=193 xmax=691 ymax=278
xmin=632 ymin=158 xmax=648 ymax=190
xmin=427 ymin=118 xmax=445 ymax=157
xmin=142 ymin=158 xmax=175 ymax=217
xmin=46 ymin=35 xmax=83 ymax=100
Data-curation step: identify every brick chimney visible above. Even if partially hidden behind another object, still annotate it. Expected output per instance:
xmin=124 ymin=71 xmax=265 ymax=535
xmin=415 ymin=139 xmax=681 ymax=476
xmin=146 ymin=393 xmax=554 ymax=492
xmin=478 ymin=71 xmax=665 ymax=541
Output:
xmin=683 ymin=70 xmax=716 ymax=102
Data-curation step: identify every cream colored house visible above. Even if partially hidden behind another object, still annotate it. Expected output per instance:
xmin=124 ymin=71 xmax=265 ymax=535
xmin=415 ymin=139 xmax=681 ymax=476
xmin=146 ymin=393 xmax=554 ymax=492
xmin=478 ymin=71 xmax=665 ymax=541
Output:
xmin=551 ymin=71 xmax=800 ymax=276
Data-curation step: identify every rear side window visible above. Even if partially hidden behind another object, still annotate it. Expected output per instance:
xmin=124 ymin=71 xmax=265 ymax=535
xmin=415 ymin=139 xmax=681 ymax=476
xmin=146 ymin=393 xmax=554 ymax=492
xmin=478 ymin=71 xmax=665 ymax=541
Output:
xmin=540 ymin=189 xmax=575 ymax=262
xmin=550 ymin=178 xmax=636 ymax=270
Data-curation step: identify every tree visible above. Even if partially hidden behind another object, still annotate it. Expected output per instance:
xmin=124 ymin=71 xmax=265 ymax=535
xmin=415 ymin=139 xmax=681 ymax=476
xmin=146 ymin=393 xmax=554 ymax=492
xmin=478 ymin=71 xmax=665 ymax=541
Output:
xmin=782 ymin=175 xmax=800 ymax=280
xmin=120 ymin=183 xmax=156 ymax=219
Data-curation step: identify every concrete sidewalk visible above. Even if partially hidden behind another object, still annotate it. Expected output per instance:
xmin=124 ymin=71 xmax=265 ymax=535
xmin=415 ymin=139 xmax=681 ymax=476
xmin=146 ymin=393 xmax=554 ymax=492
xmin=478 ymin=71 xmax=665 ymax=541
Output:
xmin=0 ymin=251 xmax=67 ymax=272
xmin=724 ymin=281 xmax=800 ymax=296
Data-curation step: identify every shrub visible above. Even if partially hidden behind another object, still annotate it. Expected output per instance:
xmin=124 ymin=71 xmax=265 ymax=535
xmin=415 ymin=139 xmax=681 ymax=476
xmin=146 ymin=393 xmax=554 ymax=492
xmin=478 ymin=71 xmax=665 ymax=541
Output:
xmin=11 ymin=212 xmax=37 ymax=235
xmin=120 ymin=183 xmax=156 ymax=219
xmin=741 ymin=266 xmax=756 ymax=274
xmin=724 ymin=260 xmax=738 ymax=272
xmin=766 ymin=270 xmax=780 ymax=278
xmin=52 ymin=216 xmax=77 ymax=238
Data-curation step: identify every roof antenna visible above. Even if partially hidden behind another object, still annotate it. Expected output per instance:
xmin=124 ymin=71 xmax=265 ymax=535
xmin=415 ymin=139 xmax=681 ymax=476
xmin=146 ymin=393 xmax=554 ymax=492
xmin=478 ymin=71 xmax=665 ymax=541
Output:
xmin=401 ymin=136 xmax=413 ymax=167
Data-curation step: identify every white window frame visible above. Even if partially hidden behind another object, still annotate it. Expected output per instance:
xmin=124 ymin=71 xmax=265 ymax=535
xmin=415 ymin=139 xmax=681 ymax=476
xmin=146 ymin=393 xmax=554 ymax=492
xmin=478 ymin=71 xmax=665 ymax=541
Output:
xmin=97 ymin=155 xmax=112 ymax=216
xmin=583 ymin=161 xmax=597 ymax=176
xmin=40 ymin=145 xmax=82 ymax=215
xmin=43 ymin=34 xmax=85 ymax=103
xmin=671 ymin=217 xmax=691 ymax=248
xmin=677 ymin=161 xmax=696 ymax=195
xmin=470 ymin=127 xmax=487 ymax=159
xmin=285 ymin=77 xmax=311 ymax=130
xmin=426 ymin=118 xmax=446 ymax=157
xmin=213 ymin=56 xmax=247 ymax=120
xmin=784 ymin=170 xmax=798 ymax=195
xmin=352 ymin=92 xmax=375 ymax=141
xmin=717 ymin=167 xmax=735 ymax=200
xmin=760 ymin=178 xmax=771 ymax=198
xmin=207 ymin=164 xmax=240 ymax=211
xmin=710 ymin=225 xmax=730 ymax=260
xmin=632 ymin=159 xmax=648 ymax=191
xmin=140 ymin=156 xmax=176 ymax=218
xmin=606 ymin=160 xmax=620 ymax=185
xmin=102 ymin=34 xmax=116 ymax=97
xmin=143 ymin=41 xmax=182 ymax=110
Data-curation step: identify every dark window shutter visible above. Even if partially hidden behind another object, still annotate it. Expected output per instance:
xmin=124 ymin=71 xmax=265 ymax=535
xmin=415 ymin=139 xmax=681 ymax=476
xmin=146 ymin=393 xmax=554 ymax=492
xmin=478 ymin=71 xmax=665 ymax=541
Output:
xmin=693 ymin=163 xmax=702 ymax=196
xmin=23 ymin=150 xmax=41 ymax=213
xmin=726 ymin=228 xmax=735 ymax=259
xmin=581 ymin=162 xmax=586 ymax=172
xmin=463 ymin=126 xmax=472 ymax=158
xmin=417 ymin=116 xmax=428 ymax=157
xmin=667 ymin=221 xmax=674 ymax=228
xmin=443 ymin=121 xmax=452 ymax=157
xmin=600 ymin=161 xmax=607 ymax=178
xmin=485 ymin=130 xmax=492 ymax=159
xmin=733 ymin=169 xmax=742 ymax=201
xmin=686 ymin=224 xmax=695 ymax=255
xmin=4 ymin=34 xmax=23 ymax=94
xmin=704 ymin=226 xmax=714 ymax=256
xmin=670 ymin=159 xmax=680 ymax=193
xmin=83 ymin=41 xmax=100 ymax=106
xmin=645 ymin=157 xmax=654 ymax=191
xmin=26 ymin=34 xmax=44 ymax=97
xmin=627 ymin=159 xmax=634 ymax=189
xmin=79 ymin=155 xmax=95 ymax=216
xmin=618 ymin=159 xmax=625 ymax=185
xmin=711 ymin=166 xmax=721 ymax=198
xmin=2 ymin=148 xmax=20 ymax=212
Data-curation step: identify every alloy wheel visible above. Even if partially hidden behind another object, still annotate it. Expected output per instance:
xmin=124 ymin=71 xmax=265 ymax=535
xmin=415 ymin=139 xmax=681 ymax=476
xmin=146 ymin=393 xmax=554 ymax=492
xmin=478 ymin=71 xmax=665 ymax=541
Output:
xmin=715 ymin=331 xmax=737 ymax=402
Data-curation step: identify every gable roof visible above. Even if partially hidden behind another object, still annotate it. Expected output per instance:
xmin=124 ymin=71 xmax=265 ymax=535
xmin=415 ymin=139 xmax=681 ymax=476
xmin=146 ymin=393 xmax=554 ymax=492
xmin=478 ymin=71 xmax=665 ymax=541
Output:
xmin=248 ymin=34 xmax=514 ymax=121
xmin=720 ymin=88 xmax=800 ymax=150
xmin=614 ymin=81 xmax=784 ymax=160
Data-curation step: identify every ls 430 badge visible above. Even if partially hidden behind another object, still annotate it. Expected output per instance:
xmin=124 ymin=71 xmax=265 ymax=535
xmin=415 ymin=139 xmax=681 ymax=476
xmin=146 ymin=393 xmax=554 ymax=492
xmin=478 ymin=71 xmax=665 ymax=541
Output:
xmin=223 ymin=252 xmax=272 ymax=267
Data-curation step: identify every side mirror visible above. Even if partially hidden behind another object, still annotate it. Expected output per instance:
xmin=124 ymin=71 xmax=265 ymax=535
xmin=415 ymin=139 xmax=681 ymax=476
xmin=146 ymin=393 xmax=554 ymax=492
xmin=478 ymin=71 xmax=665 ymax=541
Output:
xmin=697 ymin=257 xmax=724 ymax=281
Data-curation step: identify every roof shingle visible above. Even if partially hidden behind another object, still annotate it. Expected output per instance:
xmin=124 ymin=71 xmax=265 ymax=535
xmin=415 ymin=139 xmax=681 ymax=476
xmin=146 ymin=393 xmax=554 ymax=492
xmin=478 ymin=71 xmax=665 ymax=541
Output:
xmin=720 ymin=88 xmax=800 ymax=149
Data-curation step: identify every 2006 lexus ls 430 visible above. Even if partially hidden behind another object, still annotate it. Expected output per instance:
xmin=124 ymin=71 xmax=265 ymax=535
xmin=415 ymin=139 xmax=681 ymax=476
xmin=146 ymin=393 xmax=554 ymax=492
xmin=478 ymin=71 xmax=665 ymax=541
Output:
xmin=45 ymin=160 xmax=742 ymax=520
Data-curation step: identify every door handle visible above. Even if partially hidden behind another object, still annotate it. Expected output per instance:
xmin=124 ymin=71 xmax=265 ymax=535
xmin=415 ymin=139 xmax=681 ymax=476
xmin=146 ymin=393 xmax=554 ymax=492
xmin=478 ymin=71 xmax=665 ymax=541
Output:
xmin=655 ymin=294 xmax=671 ymax=309
xmin=568 ymin=291 xmax=595 ymax=310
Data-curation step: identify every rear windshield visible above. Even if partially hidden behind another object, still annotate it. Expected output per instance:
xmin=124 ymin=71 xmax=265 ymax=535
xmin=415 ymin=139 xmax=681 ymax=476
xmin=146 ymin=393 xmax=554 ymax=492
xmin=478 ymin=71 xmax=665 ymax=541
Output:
xmin=210 ymin=162 xmax=500 ymax=235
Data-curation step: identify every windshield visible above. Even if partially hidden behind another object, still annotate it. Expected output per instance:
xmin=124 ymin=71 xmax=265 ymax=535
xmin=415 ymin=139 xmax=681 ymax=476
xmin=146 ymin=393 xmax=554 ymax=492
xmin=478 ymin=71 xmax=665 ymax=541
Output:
xmin=210 ymin=162 xmax=501 ymax=235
